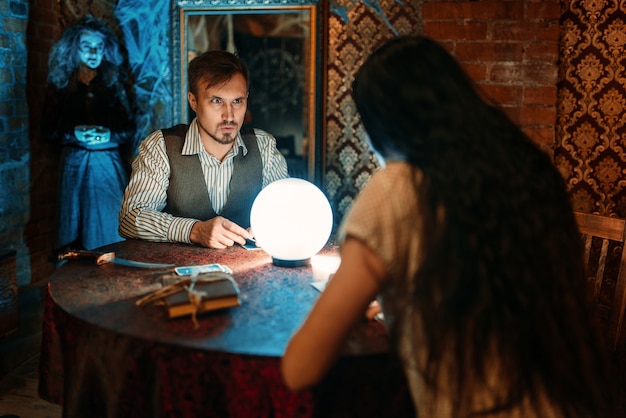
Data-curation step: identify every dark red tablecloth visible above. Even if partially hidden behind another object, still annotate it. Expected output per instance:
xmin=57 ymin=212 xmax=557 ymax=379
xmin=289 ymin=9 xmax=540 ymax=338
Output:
xmin=39 ymin=239 xmax=414 ymax=417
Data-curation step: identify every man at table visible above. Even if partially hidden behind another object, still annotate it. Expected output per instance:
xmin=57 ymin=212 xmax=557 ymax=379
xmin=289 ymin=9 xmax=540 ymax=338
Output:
xmin=119 ymin=50 xmax=288 ymax=248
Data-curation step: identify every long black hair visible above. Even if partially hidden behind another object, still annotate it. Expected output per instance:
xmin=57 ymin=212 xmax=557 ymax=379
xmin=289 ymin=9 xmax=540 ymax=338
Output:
xmin=352 ymin=36 xmax=615 ymax=417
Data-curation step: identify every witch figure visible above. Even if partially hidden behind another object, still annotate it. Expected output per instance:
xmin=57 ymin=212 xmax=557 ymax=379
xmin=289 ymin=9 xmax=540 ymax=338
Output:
xmin=42 ymin=14 xmax=135 ymax=253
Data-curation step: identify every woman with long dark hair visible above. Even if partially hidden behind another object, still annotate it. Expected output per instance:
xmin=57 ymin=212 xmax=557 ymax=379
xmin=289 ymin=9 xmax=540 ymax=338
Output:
xmin=42 ymin=14 xmax=135 ymax=252
xmin=282 ymin=36 xmax=616 ymax=417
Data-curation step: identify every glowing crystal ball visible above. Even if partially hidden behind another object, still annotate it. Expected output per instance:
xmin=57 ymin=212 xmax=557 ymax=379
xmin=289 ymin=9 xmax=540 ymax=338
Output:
xmin=250 ymin=178 xmax=333 ymax=267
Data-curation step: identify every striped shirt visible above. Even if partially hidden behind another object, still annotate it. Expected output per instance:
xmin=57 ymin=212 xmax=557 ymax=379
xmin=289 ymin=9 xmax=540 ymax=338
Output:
xmin=118 ymin=118 xmax=289 ymax=243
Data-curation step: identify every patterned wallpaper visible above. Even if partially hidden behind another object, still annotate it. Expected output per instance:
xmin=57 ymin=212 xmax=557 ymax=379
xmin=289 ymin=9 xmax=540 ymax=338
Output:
xmin=555 ymin=2 xmax=626 ymax=218
xmin=52 ymin=0 xmax=626 ymax=221
xmin=329 ymin=0 xmax=626 ymax=223
xmin=325 ymin=0 xmax=423 ymax=227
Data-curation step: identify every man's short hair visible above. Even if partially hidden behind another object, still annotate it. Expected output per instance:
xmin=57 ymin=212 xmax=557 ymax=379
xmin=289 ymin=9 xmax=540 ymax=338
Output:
xmin=188 ymin=50 xmax=250 ymax=95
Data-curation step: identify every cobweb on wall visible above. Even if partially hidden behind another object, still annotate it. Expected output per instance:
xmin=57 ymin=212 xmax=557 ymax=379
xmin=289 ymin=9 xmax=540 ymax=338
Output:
xmin=114 ymin=0 xmax=173 ymax=154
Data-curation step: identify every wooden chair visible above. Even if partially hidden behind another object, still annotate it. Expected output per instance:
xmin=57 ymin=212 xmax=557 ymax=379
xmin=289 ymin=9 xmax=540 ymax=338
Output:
xmin=574 ymin=211 xmax=626 ymax=352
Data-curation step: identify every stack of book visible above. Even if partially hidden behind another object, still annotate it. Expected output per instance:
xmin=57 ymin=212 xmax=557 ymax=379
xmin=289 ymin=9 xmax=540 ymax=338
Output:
xmin=164 ymin=273 xmax=241 ymax=318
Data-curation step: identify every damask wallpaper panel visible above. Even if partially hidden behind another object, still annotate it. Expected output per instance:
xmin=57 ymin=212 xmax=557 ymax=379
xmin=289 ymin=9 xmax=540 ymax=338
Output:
xmin=555 ymin=1 xmax=626 ymax=218
xmin=325 ymin=0 xmax=423 ymax=227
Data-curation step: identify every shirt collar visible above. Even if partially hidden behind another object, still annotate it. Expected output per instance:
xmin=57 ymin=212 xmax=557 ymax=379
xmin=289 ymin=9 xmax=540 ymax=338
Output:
xmin=182 ymin=118 xmax=248 ymax=157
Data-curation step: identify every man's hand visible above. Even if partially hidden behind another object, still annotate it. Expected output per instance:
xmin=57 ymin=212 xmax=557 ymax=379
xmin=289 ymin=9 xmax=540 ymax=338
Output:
xmin=190 ymin=216 xmax=253 ymax=249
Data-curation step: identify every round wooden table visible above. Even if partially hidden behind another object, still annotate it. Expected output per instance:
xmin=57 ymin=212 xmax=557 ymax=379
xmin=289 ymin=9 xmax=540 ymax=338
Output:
xmin=39 ymin=239 xmax=414 ymax=418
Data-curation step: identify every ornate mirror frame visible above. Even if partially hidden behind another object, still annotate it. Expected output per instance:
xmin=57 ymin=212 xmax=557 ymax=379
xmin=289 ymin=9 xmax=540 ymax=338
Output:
xmin=172 ymin=0 xmax=326 ymax=185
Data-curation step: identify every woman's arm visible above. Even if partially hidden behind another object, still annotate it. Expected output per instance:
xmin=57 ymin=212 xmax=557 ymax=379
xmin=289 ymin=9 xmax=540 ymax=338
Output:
xmin=281 ymin=236 xmax=387 ymax=390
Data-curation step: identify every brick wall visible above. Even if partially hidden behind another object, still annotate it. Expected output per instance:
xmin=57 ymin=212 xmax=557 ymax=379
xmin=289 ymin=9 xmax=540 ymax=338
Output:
xmin=0 ymin=0 xmax=58 ymax=287
xmin=0 ymin=249 xmax=18 ymax=336
xmin=423 ymin=0 xmax=560 ymax=155
xmin=24 ymin=0 xmax=60 ymax=283
xmin=0 ymin=0 xmax=31 ymax=286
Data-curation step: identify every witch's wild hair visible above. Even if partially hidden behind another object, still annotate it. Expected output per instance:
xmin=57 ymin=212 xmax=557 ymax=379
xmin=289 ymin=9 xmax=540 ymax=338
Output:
xmin=47 ymin=14 xmax=126 ymax=89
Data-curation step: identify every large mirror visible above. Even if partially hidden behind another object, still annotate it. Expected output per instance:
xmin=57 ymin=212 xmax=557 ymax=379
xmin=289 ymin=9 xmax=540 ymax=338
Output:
xmin=172 ymin=0 xmax=325 ymax=185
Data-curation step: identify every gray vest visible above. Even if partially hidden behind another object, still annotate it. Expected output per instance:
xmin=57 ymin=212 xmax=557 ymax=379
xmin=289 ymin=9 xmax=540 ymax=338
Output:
xmin=162 ymin=124 xmax=263 ymax=228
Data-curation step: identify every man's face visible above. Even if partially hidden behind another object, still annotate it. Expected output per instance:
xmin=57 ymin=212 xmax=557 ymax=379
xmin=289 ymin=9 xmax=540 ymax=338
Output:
xmin=79 ymin=31 xmax=105 ymax=69
xmin=187 ymin=73 xmax=248 ymax=146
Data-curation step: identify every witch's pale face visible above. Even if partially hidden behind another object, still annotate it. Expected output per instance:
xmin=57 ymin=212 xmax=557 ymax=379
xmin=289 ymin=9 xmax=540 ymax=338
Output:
xmin=78 ymin=31 xmax=105 ymax=69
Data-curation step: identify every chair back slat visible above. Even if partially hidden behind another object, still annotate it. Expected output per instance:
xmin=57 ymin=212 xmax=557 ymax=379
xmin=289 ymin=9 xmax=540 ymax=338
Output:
xmin=581 ymin=234 xmax=592 ymax=269
xmin=612 ymin=248 xmax=626 ymax=351
xmin=575 ymin=213 xmax=626 ymax=241
xmin=574 ymin=211 xmax=626 ymax=352
xmin=593 ymin=239 xmax=609 ymax=303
